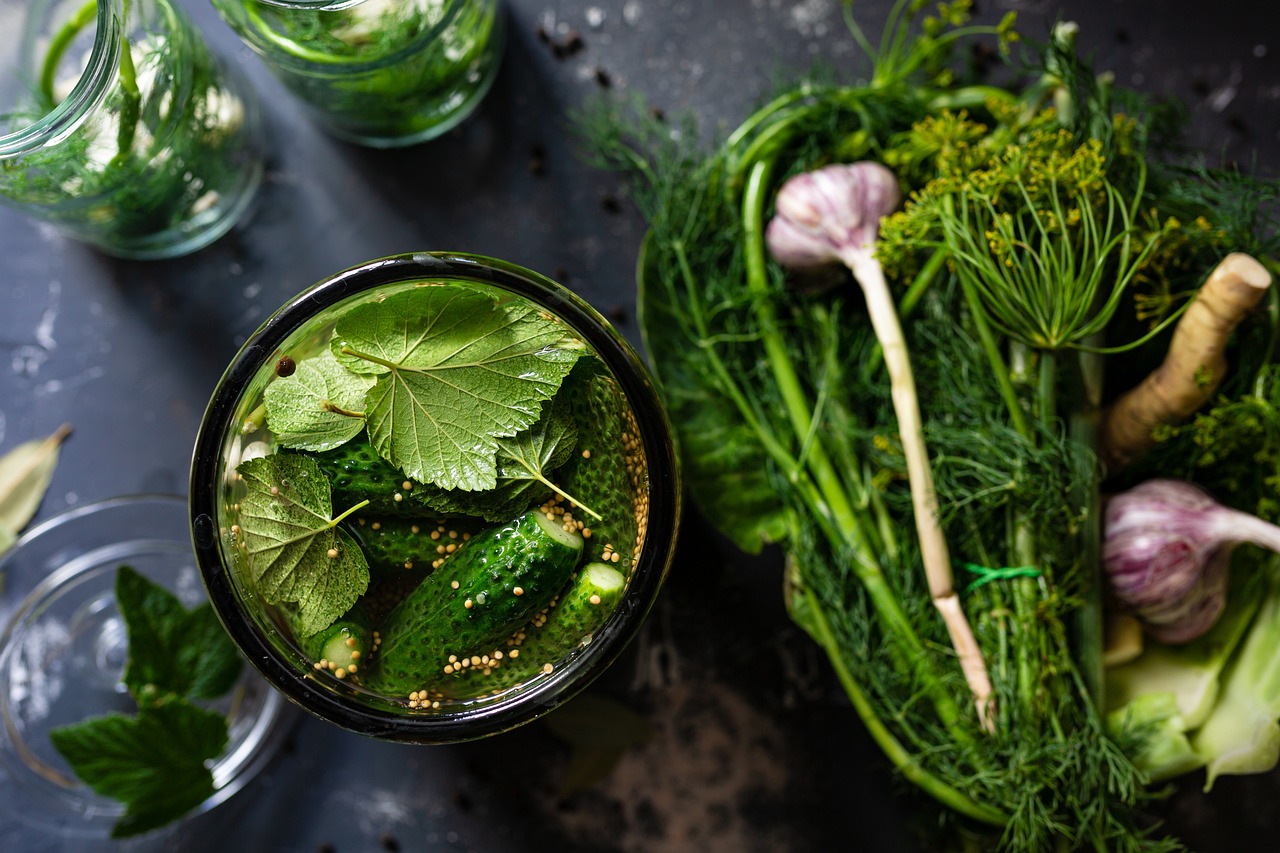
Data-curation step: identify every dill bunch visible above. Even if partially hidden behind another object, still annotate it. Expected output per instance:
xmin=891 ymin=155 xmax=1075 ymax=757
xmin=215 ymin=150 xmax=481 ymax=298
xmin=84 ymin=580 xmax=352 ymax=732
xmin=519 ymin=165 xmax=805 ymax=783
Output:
xmin=583 ymin=3 xmax=1280 ymax=850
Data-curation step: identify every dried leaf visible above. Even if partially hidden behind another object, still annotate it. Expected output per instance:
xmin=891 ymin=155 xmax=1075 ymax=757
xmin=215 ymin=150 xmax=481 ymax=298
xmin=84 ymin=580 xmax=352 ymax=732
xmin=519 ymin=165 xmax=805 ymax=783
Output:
xmin=0 ymin=423 xmax=71 ymax=550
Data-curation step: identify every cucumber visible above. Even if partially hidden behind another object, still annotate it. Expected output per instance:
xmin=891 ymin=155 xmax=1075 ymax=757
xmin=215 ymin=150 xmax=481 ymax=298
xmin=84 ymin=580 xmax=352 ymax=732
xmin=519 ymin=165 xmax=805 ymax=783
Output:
xmin=554 ymin=361 xmax=646 ymax=571
xmin=453 ymin=562 xmax=626 ymax=697
xmin=297 ymin=435 xmax=557 ymax=523
xmin=295 ymin=601 xmax=373 ymax=680
xmin=342 ymin=514 xmax=486 ymax=579
xmin=296 ymin=438 xmax=440 ymax=518
xmin=365 ymin=509 xmax=584 ymax=699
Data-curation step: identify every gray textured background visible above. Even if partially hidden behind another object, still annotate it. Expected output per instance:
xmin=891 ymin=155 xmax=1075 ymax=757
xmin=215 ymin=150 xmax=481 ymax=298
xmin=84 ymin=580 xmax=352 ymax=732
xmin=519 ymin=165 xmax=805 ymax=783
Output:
xmin=3 ymin=1 xmax=1279 ymax=850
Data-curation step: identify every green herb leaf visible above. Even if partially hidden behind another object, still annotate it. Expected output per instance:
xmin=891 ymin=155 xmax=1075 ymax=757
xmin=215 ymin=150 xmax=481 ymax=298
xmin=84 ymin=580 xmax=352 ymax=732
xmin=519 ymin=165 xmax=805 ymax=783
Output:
xmin=391 ymin=393 xmax=579 ymax=521
xmin=331 ymin=286 xmax=582 ymax=490
xmin=495 ymin=390 xmax=579 ymax=487
xmin=236 ymin=453 xmax=370 ymax=635
xmin=637 ymin=234 xmax=790 ymax=554
xmin=115 ymin=566 xmax=243 ymax=702
xmin=0 ymin=423 xmax=71 ymax=554
xmin=264 ymin=349 xmax=374 ymax=452
xmin=49 ymin=698 xmax=228 ymax=839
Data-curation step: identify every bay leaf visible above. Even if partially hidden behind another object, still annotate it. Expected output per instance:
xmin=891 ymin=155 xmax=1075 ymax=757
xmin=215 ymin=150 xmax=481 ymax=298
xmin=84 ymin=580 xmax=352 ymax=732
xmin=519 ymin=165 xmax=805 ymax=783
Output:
xmin=0 ymin=423 xmax=71 ymax=550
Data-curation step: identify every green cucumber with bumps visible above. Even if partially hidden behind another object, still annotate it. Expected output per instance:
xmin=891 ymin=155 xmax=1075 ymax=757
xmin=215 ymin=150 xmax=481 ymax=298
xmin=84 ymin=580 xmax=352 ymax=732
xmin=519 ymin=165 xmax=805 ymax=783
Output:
xmin=365 ymin=509 xmax=584 ymax=699
xmin=296 ymin=436 xmax=557 ymax=523
xmin=295 ymin=438 xmax=442 ymax=518
xmin=342 ymin=514 xmax=486 ymax=579
xmin=453 ymin=561 xmax=626 ymax=697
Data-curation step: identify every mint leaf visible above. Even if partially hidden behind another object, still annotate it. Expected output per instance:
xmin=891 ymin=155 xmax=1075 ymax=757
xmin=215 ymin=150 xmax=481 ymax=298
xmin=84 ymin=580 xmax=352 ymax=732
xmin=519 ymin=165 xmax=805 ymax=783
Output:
xmin=331 ymin=286 xmax=582 ymax=490
xmin=116 ymin=566 xmax=243 ymax=701
xmin=236 ymin=453 xmax=370 ymax=634
xmin=264 ymin=349 xmax=374 ymax=452
xmin=49 ymin=699 xmax=227 ymax=838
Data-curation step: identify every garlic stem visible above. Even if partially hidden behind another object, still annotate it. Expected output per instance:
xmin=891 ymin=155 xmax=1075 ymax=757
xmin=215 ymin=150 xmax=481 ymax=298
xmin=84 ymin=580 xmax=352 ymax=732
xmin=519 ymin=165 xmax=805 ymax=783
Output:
xmin=843 ymin=246 xmax=994 ymax=731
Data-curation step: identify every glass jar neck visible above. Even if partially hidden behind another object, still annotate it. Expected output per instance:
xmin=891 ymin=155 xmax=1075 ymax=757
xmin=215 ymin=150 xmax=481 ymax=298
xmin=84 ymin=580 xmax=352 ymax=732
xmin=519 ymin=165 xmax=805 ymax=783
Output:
xmin=253 ymin=0 xmax=385 ymax=11
xmin=0 ymin=0 xmax=123 ymax=158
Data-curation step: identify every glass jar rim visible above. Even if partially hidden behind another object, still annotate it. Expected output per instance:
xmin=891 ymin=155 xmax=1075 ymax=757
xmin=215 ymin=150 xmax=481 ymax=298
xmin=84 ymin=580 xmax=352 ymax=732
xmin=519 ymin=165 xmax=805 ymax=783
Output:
xmin=189 ymin=251 xmax=682 ymax=743
xmin=229 ymin=0 xmax=473 ymax=75
xmin=0 ymin=0 xmax=123 ymax=157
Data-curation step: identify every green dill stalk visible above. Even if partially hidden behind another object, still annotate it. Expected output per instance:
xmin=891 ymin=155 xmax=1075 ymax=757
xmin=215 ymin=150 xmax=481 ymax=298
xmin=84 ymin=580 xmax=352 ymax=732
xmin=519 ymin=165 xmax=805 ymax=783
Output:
xmin=39 ymin=0 xmax=98 ymax=107
xmin=110 ymin=5 xmax=141 ymax=170
xmin=39 ymin=0 xmax=141 ymax=168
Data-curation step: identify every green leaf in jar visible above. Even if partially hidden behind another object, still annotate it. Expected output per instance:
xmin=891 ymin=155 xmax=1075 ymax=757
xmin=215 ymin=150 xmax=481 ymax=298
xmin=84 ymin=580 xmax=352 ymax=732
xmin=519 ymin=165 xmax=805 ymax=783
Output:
xmin=264 ymin=348 xmax=374 ymax=452
xmin=235 ymin=453 xmax=370 ymax=635
xmin=330 ymin=285 xmax=583 ymax=491
xmin=406 ymin=390 xmax=594 ymax=521
xmin=0 ymin=423 xmax=71 ymax=553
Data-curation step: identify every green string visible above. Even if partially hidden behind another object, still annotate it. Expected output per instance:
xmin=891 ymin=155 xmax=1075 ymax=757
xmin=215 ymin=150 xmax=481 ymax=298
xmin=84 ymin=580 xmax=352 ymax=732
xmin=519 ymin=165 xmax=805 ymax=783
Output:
xmin=958 ymin=561 xmax=1041 ymax=594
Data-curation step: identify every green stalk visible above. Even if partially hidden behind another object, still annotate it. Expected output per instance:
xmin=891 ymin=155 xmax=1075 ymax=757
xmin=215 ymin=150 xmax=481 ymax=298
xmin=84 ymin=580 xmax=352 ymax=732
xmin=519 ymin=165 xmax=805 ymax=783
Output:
xmin=39 ymin=0 xmax=99 ymax=107
xmin=802 ymin=584 xmax=1009 ymax=827
xmin=110 ymin=4 xmax=141 ymax=170
xmin=245 ymin=4 xmax=362 ymax=65
xmin=1008 ymin=342 xmax=1040 ymax=724
xmin=723 ymin=84 xmax=817 ymax=152
xmin=957 ymin=272 xmax=1029 ymax=438
xmin=1070 ymin=350 xmax=1105 ymax=711
xmin=38 ymin=0 xmax=142 ymax=167
xmin=741 ymin=160 xmax=863 ymax=537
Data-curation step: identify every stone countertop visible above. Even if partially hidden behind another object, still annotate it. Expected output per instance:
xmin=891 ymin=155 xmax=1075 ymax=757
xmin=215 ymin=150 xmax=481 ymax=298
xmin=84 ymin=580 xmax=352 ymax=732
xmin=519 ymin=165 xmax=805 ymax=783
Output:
xmin=2 ymin=1 xmax=1279 ymax=851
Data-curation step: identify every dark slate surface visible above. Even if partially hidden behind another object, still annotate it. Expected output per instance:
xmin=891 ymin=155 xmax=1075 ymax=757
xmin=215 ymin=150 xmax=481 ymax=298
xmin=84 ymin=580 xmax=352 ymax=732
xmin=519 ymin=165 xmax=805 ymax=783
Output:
xmin=2 ymin=1 xmax=1280 ymax=851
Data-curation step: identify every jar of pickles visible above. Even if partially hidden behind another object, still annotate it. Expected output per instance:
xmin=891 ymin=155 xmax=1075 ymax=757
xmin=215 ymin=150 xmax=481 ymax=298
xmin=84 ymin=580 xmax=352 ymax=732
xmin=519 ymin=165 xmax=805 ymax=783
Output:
xmin=210 ymin=0 xmax=505 ymax=148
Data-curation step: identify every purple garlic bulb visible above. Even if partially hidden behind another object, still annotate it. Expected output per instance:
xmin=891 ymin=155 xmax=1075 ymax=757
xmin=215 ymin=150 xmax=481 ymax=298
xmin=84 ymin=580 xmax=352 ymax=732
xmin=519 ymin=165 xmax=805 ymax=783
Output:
xmin=1104 ymin=479 xmax=1280 ymax=643
xmin=765 ymin=161 xmax=901 ymax=271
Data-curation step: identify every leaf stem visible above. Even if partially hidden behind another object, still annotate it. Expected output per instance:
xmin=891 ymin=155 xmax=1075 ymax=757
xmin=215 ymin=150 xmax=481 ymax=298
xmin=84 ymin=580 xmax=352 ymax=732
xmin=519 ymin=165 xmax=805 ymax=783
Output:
xmin=320 ymin=400 xmax=366 ymax=419
xmin=536 ymin=475 xmax=602 ymax=521
xmin=242 ymin=402 xmax=267 ymax=434
xmin=339 ymin=346 xmax=400 ymax=371
xmin=329 ymin=499 xmax=370 ymax=528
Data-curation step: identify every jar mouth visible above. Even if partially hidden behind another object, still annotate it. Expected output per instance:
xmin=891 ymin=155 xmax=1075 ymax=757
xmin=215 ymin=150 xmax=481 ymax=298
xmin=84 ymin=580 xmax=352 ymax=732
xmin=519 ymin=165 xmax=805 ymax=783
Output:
xmin=234 ymin=0 xmax=471 ymax=75
xmin=189 ymin=252 xmax=682 ymax=743
xmin=0 ymin=0 xmax=121 ymax=157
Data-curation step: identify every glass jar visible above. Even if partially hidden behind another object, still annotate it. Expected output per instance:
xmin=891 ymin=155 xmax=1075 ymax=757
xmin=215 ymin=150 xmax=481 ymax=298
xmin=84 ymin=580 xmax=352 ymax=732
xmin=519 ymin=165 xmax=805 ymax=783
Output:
xmin=0 ymin=495 xmax=291 ymax=841
xmin=210 ymin=0 xmax=504 ymax=148
xmin=0 ymin=0 xmax=266 ymax=259
xmin=189 ymin=252 xmax=681 ymax=743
